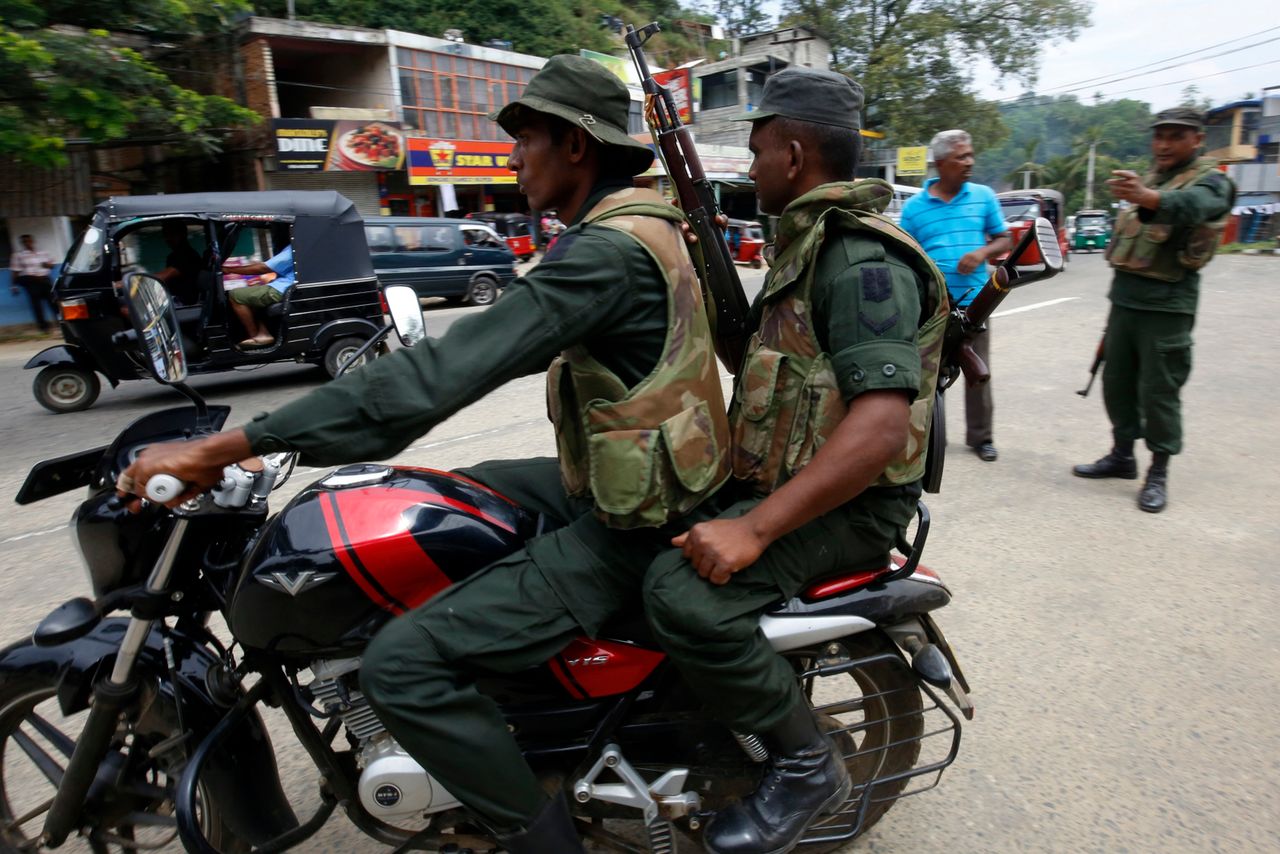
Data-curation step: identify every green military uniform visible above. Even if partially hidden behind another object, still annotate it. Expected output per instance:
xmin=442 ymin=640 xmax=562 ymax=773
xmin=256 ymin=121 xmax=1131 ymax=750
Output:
xmin=1102 ymin=158 xmax=1234 ymax=456
xmin=644 ymin=180 xmax=949 ymax=733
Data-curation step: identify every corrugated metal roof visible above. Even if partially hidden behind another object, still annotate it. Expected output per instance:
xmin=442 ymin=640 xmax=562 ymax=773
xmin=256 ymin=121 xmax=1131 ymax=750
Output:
xmin=0 ymin=151 xmax=92 ymax=218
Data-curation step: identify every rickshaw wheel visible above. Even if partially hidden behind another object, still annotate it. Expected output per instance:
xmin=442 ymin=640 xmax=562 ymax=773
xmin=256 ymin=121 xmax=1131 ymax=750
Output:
xmin=751 ymin=258 xmax=763 ymax=269
xmin=32 ymin=365 xmax=100 ymax=413
xmin=322 ymin=336 xmax=370 ymax=379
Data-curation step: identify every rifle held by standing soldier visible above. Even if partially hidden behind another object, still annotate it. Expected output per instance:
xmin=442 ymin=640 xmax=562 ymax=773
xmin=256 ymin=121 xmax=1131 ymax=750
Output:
xmin=1077 ymin=330 xmax=1106 ymax=397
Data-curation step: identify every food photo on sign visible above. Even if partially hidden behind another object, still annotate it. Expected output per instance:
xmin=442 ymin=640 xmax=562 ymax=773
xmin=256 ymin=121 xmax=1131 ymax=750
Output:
xmin=326 ymin=121 xmax=406 ymax=171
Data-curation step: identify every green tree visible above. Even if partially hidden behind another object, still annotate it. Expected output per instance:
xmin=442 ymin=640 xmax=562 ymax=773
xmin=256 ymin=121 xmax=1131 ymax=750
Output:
xmin=0 ymin=0 xmax=261 ymax=167
xmin=777 ymin=0 xmax=1091 ymax=149
xmin=713 ymin=0 xmax=772 ymax=35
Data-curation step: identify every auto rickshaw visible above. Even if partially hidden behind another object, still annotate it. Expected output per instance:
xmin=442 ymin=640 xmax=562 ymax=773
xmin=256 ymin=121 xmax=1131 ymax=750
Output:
xmin=995 ymin=189 xmax=1070 ymax=268
xmin=1071 ymin=209 xmax=1112 ymax=252
xmin=726 ymin=218 xmax=765 ymax=268
xmin=466 ymin=212 xmax=535 ymax=260
xmin=26 ymin=191 xmax=385 ymax=413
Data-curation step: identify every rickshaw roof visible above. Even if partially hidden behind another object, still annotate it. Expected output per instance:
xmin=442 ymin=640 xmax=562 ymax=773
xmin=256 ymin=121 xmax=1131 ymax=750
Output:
xmin=98 ymin=191 xmax=360 ymax=222
xmin=996 ymin=188 xmax=1065 ymax=206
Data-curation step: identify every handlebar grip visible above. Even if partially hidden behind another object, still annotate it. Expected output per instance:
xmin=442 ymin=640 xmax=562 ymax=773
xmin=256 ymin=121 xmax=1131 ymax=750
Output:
xmin=956 ymin=341 xmax=991 ymax=387
xmin=145 ymin=474 xmax=187 ymax=503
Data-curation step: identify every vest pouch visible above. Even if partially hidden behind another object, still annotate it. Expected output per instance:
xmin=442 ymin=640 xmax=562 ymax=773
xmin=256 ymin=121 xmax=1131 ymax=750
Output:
xmin=586 ymin=427 xmax=660 ymax=526
xmin=548 ymin=357 xmax=590 ymax=496
xmin=730 ymin=341 xmax=792 ymax=488
xmin=783 ymin=357 xmax=845 ymax=477
xmin=1177 ymin=224 xmax=1219 ymax=271
xmin=659 ymin=400 xmax=724 ymax=495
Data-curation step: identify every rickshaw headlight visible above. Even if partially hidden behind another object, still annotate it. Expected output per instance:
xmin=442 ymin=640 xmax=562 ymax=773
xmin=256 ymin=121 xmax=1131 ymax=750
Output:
xmin=60 ymin=299 xmax=89 ymax=321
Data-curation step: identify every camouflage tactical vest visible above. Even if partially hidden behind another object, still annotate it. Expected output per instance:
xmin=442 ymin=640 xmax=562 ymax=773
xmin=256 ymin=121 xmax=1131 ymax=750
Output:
xmin=547 ymin=188 xmax=731 ymax=529
xmin=731 ymin=181 xmax=949 ymax=496
xmin=1105 ymin=159 xmax=1231 ymax=282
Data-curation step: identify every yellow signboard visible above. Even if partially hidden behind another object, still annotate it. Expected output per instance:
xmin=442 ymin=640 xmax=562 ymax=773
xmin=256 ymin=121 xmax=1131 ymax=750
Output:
xmin=897 ymin=146 xmax=928 ymax=176
xmin=580 ymin=49 xmax=629 ymax=83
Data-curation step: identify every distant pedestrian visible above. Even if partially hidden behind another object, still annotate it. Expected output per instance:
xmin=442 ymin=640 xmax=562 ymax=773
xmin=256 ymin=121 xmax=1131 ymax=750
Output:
xmin=10 ymin=234 xmax=58 ymax=331
xmin=1072 ymin=108 xmax=1235 ymax=513
xmin=899 ymin=130 xmax=1011 ymax=461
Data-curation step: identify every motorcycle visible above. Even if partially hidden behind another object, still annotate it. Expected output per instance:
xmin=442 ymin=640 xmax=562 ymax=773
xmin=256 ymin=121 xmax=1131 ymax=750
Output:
xmin=0 ymin=276 xmax=973 ymax=853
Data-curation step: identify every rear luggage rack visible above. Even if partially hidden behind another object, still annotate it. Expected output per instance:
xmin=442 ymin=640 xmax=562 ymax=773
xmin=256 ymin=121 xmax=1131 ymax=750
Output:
xmin=798 ymin=651 xmax=962 ymax=845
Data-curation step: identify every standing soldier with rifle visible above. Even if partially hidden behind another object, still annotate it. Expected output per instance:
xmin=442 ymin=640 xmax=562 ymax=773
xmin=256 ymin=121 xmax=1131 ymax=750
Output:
xmin=1073 ymin=108 xmax=1235 ymax=513
xmin=630 ymin=56 xmax=950 ymax=854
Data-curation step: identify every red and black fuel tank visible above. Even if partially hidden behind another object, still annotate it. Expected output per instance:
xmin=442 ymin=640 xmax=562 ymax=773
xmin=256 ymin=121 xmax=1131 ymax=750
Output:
xmin=228 ymin=464 xmax=537 ymax=657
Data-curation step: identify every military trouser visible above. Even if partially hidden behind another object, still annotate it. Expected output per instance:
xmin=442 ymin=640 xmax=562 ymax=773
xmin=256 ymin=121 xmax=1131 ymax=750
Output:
xmin=1102 ymin=305 xmax=1195 ymax=456
xmin=642 ymin=484 xmax=919 ymax=734
xmin=359 ymin=457 xmax=706 ymax=830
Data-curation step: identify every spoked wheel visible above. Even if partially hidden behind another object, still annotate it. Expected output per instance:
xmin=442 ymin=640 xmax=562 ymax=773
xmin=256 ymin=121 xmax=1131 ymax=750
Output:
xmin=0 ymin=669 xmax=243 ymax=853
xmin=789 ymin=631 xmax=925 ymax=851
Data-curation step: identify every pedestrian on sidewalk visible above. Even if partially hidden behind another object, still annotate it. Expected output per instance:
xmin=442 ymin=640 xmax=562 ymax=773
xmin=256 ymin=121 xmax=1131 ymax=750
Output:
xmin=1072 ymin=107 xmax=1235 ymax=513
xmin=899 ymin=130 xmax=1011 ymax=462
xmin=10 ymin=234 xmax=57 ymax=331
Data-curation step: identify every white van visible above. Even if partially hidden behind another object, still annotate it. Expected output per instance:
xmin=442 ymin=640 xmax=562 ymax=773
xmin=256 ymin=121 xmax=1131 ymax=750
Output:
xmin=884 ymin=183 xmax=922 ymax=224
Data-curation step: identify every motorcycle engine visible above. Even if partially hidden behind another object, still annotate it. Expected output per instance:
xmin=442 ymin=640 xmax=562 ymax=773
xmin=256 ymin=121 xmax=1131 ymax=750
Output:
xmin=308 ymin=658 xmax=462 ymax=822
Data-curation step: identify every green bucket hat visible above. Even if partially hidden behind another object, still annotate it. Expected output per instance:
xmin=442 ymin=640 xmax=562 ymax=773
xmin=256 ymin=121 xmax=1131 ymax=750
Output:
xmin=490 ymin=54 xmax=654 ymax=176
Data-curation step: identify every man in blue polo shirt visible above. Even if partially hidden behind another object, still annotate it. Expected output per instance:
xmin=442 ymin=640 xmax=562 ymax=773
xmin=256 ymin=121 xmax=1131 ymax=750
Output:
xmin=899 ymin=129 xmax=1010 ymax=461
xmin=223 ymin=242 xmax=295 ymax=348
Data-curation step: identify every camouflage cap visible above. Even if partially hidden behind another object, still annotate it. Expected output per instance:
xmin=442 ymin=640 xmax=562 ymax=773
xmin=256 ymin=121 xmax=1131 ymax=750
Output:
xmin=1151 ymin=107 xmax=1205 ymax=130
xmin=732 ymin=67 xmax=863 ymax=130
xmin=490 ymin=54 xmax=654 ymax=175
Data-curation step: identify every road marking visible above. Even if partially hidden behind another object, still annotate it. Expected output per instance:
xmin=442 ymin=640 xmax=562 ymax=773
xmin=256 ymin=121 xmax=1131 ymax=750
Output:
xmin=1 ymin=525 xmax=68 ymax=545
xmin=992 ymin=297 xmax=1080 ymax=318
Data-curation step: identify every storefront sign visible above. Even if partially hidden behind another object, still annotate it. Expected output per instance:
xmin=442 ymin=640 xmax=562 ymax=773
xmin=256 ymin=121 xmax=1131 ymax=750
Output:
xmin=580 ymin=49 xmax=630 ymax=82
xmin=407 ymin=138 xmax=516 ymax=185
xmin=273 ymin=119 xmax=406 ymax=171
xmin=896 ymin=146 xmax=928 ymax=177
xmin=654 ymin=68 xmax=693 ymax=124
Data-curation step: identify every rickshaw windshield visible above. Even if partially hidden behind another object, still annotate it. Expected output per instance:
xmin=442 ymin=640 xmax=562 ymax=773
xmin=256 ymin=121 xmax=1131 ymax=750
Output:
xmin=65 ymin=226 xmax=105 ymax=274
xmin=1000 ymin=201 xmax=1041 ymax=222
xmin=1077 ymin=215 xmax=1108 ymax=229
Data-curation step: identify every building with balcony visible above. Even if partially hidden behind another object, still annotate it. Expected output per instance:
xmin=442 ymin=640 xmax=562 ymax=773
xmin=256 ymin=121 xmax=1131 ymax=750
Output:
xmin=1205 ymin=99 xmax=1262 ymax=164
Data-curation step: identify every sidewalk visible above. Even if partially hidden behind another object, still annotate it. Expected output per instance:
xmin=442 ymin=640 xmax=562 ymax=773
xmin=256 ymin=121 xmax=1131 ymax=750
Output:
xmin=0 ymin=325 xmax=59 ymax=345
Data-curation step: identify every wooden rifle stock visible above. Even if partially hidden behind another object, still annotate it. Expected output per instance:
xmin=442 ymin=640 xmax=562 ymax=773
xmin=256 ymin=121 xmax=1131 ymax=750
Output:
xmin=625 ymin=23 xmax=751 ymax=373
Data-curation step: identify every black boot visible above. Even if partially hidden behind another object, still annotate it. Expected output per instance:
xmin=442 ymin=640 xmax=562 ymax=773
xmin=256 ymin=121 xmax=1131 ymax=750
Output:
xmin=1139 ymin=455 xmax=1168 ymax=513
xmin=1072 ymin=449 xmax=1138 ymax=479
xmin=493 ymin=792 xmax=585 ymax=854
xmin=703 ymin=703 xmax=851 ymax=854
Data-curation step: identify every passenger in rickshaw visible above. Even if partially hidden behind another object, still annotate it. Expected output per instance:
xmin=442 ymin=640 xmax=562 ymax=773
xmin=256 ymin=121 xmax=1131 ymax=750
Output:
xmin=152 ymin=221 xmax=203 ymax=307
xmin=221 ymin=241 xmax=295 ymax=348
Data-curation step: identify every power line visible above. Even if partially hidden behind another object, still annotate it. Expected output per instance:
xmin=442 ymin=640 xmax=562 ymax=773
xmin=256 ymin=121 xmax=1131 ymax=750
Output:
xmin=1046 ymin=34 xmax=1280 ymax=97
xmin=1039 ymin=23 xmax=1280 ymax=94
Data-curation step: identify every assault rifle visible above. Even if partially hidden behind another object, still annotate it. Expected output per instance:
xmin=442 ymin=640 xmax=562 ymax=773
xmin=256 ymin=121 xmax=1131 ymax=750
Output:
xmin=1077 ymin=329 xmax=1106 ymax=397
xmin=940 ymin=217 xmax=1066 ymax=390
xmin=624 ymin=23 xmax=751 ymax=373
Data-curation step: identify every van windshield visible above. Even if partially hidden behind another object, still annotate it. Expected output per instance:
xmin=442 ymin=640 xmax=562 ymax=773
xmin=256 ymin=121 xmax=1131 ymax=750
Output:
xmin=65 ymin=226 xmax=104 ymax=274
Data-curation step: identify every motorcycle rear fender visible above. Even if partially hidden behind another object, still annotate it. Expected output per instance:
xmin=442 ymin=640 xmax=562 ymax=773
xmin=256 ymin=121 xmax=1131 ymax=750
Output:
xmin=23 ymin=344 xmax=119 ymax=387
xmin=766 ymin=572 xmax=952 ymax=628
xmin=0 ymin=618 xmax=298 ymax=845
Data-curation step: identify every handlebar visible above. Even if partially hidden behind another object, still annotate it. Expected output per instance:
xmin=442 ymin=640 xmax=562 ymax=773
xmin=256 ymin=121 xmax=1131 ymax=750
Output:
xmin=130 ymin=453 xmax=292 ymax=509
xmin=146 ymin=474 xmax=187 ymax=503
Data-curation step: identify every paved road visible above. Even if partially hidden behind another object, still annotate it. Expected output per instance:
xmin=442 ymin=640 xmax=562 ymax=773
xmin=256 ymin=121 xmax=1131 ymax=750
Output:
xmin=1 ymin=254 xmax=1277 ymax=852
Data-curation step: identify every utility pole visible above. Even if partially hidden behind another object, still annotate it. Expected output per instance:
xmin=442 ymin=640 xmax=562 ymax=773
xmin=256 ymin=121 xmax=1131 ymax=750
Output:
xmin=1022 ymin=169 xmax=1033 ymax=190
xmin=1085 ymin=142 xmax=1097 ymax=209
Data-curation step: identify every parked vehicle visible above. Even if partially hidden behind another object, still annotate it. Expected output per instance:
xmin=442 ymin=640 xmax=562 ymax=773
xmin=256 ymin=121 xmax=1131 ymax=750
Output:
xmin=466 ymin=211 xmax=536 ymax=259
xmin=725 ymin=218 xmax=765 ymax=268
xmin=885 ymin=183 xmax=923 ymax=224
xmin=26 ymin=191 xmax=385 ymax=413
xmin=0 ymin=276 xmax=972 ymax=854
xmin=1072 ymin=209 xmax=1112 ymax=252
xmin=996 ymin=189 xmax=1070 ymax=268
xmin=364 ymin=217 xmax=516 ymax=306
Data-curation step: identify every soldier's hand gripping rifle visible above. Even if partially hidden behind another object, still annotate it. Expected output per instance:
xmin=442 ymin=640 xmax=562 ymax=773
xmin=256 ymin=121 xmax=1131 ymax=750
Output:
xmin=624 ymin=23 xmax=751 ymax=374
xmin=940 ymin=216 xmax=1066 ymax=390
xmin=1077 ymin=329 xmax=1106 ymax=397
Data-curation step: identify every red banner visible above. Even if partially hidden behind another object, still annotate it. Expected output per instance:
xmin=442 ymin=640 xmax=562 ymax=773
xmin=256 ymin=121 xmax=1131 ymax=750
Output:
xmin=654 ymin=68 xmax=693 ymax=125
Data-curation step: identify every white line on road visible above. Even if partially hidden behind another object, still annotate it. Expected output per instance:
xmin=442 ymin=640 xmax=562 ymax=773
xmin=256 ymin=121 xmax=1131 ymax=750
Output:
xmin=1 ymin=525 xmax=68 ymax=545
xmin=992 ymin=297 xmax=1080 ymax=317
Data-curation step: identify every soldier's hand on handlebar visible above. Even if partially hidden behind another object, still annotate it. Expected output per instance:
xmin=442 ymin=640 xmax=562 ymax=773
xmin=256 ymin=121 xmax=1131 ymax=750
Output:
xmin=671 ymin=517 xmax=767 ymax=585
xmin=115 ymin=429 xmax=256 ymax=511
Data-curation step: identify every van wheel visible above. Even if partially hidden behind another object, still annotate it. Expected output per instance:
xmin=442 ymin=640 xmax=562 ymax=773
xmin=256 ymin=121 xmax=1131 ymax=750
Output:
xmin=323 ymin=336 xmax=369 ymax=379
xmin=751 ymin=258 xmax=763 ymax=269
xmin=32 ymin=365 xmax=100 ymax=413
xmin=465 ymin=276 xmax=498 ymax=306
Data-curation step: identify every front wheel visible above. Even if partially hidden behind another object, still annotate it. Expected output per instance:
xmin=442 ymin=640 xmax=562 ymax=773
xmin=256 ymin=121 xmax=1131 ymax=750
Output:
xmin=322 ymin=336 xmax=370 ymax=379
xmin=0 ymin=665 xmax=245 ymax=853
xmin=32 ymin=365 xmax=100 ymax=413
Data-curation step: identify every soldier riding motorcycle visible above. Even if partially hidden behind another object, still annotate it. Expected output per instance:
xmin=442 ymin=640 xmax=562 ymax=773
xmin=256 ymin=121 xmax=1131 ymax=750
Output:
xmin=0 ymin=277 xmax=973 ymax=854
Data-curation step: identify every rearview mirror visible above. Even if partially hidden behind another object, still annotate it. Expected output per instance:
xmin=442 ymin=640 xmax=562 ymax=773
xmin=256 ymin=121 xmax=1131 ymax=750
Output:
xmin=1003 ymin=216 xmax=1065 ymax=287
xmin=385 ymin=285 xmax=426 ymax=347
xmin=123 ymin=273 xmax=188 ymax=384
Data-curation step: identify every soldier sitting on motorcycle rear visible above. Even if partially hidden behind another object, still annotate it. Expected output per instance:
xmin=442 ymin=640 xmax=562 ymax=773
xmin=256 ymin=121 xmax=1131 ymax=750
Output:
xmin=118 ymin=54 xmax=731 ymax=853
xmin=643 ymin=67 xmax=949 ymax=854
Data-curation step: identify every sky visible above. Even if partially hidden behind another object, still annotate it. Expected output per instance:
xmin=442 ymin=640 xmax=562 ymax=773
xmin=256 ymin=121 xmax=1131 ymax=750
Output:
xmin=756 ymin=0 xmax=1278 ymax=110
xmin=970 ymin=0 xmax=1278 ymax=109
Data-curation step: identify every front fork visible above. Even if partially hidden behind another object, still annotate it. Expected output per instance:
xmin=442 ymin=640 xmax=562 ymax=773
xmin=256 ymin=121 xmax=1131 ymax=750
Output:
xmin=41 ymin=518 xmax=190 ymax=848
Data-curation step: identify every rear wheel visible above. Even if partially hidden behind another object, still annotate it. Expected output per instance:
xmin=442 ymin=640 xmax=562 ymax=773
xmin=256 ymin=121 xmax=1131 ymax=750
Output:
xmin=322 ymin=336 xmax=370 ymax=379
xmin=32 ymin=365 xmax=100 ymax=413
xmin=465 ymin=276 xmax=498 ymax=306
xmin=0 ymin=667 xmax=245 ymax=853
